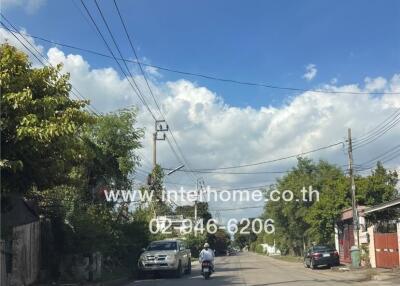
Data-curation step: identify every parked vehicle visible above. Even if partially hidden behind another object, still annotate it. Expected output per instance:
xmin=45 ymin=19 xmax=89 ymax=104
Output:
xmin=138 ymin=239 xmax=191 ymax=278
xmin=201 ymin=260 xmax=213 ymax=279
xmin=304 ymin=245 xmax=340 ymax=269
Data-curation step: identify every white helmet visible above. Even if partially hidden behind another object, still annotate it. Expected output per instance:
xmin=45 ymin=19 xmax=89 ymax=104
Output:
xmin=204 ymin=243 xmax=210 ymax=248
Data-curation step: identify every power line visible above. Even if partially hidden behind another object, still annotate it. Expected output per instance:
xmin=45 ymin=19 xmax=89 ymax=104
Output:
xmin=81 ymin=1 xmax=198 ymax=189
xmin=353 ymin=112 xmax=400 ymax=150
xmin=112 ymin=0 xmax=162 ymax=117
xmin=79 ymin=1 xmax=197 ymax=185
xmin=356 ymin=144 xmax=400 ymax=171
xmin=0 ymin=17 xmax=101 ymax=116
xmin=358 ymin=144 xmax=400 ymax=167
xmin=184 ymin=141 xmax=344 ymax=171
xmin=354 ymin=109 xmax=400 ymax=142
xmin=87 ymin=0 xmax=197 ymax=188
xmin=2 ymin=26 xmax=399 ymax=96
xmin=79 ymin=0 xmax=156 ymax=121
xmin=163 ymin=168 xmax=288 ymax=175
xmin=111 ymin=0 xmax=199 ymax=184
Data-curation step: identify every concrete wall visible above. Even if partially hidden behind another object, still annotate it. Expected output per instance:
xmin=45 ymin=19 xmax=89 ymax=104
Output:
xmin=368 ymin=225 xmax=376 ymax=268
xmin=334 ymin=224 xmax=339 ymax=253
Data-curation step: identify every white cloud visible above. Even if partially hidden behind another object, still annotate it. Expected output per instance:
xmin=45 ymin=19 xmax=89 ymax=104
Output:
xmin=303 ymin=63 xmax=318 ymax=81
xmin=2 ymin=30 xmax=400 ymax=221
xmin=144 ymin=65 xmax=162 ymax=78
xmin=365 ymin=76 xmax=387 ymax=92
xmin=0 ymin=27 xmax=44 ymax=66
xmin=2 ymin=0 xmax=46 ymax=14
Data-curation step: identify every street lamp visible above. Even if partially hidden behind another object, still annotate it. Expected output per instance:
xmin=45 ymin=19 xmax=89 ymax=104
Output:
xmin=166 ymin=164 xmax=184 ymax=176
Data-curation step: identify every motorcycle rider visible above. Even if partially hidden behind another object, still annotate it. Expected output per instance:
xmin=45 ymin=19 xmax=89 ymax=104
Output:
xmin=199 ymin=243 xmax=215 ymax=272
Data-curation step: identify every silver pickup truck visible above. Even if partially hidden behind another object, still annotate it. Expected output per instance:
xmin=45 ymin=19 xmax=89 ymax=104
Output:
xmin=137 ymin=239 xmax=191 ymax=278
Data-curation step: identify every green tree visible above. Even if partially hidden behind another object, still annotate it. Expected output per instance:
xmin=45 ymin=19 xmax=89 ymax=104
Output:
xmin=234 ymin=218 xmax=258 ymax=249
xmin=208 ymin=229 xmax=231 ymax=255
xmin=0 ymin=43 xmax=94 ymax=194
xmin=83 ymin=109 xmax=143 ymax=190
xmin=356 ymin=162 xmax=398 ymax=205
xmin=263 ymin=158 xmax=398 ymax=256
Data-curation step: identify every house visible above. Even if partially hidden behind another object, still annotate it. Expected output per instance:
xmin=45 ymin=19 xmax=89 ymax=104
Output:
xmin=335 ymin=198 xmax=400 ymax=268
xmin=335 ymin=205 xmax=367 ymax=264
xmin=364 ymin=198 xmax=400 ymax=268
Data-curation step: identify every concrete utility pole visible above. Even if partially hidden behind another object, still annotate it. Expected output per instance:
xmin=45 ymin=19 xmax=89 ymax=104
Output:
xmin=152 ymin=132 xmax=157 ymax=168
xmin=194 ymin=179 xmax=199 ymax=222
xmin=149 ymin=120 xmax=168 ymax=218
xmin=152 ymin=120 xmax=168 ymax=168
xmin=194 ymin=178 xmax=204 ymax=222
xmin=347 ymin=128 xmax=360 ymax=248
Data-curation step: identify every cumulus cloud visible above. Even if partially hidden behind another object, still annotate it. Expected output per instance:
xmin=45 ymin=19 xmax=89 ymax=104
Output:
xmin=0 ymin=27 xmax=44 ymax=66
xmin=365 ymin=76 xmax=387 ymax=92
xmin=2 ymin=29 xmax=400 ymax=221
xmin=303 ymin=63 xmax=318 ymax=81
xmin=2 ymin=0 xmax=46 ymax=14
xmin=144 ymin=65 xmax=162 ymax=78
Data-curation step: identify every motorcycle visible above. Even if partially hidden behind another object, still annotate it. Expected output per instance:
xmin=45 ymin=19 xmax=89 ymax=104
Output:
xmin=201 ymin=260 xmax=212 ymax=279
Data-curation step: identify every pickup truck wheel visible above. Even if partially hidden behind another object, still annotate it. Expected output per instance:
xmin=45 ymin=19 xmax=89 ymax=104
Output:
xmin=185 ymin=260 xmax=192 ymax=274
xmin=175 ymin=261 xmax=183 ymax=278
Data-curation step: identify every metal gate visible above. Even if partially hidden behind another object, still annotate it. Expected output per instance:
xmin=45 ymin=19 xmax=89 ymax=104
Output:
xmin=339 ymin=224 xmax=354 ymax=263
xmin=374 ymin=233 xmax=399 ymax=268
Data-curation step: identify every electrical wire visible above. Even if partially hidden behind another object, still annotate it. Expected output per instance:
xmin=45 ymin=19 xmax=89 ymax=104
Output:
xmin=0 ymin=16 xmax=101 ymax=116
xmin=79 ymin=0 xmax=157 ymax=121
xmin=181 ymin=141 xmax=344 ymax=171
xmin=92 ymin=0 xmax=198 ymax=186
xmin=2 ymin=26 xmax=398 ymax=96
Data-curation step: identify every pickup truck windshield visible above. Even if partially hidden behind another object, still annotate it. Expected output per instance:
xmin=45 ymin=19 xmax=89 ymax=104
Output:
xmin=147 ymin=242 xmax=177 ymax=251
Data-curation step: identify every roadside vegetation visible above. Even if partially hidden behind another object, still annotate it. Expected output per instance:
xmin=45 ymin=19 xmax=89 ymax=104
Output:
xmin=244 ymin=158 xmax=398 ymax=258
xmin=0 ymin=43 xmax=230 ymax=283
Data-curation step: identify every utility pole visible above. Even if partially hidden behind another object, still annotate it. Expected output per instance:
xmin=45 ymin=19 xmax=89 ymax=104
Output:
xmin=152 ymin=132 xmax=157 ymax=168
xmin=194 ymin=178 xmax=204 ymax=222
xmin=194 ymin=179 xmax=199 ymax=222
xmin=347 ymin=128 xmax=360 ymax=248
xmin=152 ymin=120 xmax=168 ymax=168
xmin=149 ymin=120 xmax=168 ymax=218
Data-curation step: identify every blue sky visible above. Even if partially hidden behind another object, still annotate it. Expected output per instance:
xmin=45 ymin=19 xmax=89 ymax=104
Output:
xmin=2 ymin=0 xmax=400 ymax=221
xmin=4 ymin=0 xmax=400 ymax=108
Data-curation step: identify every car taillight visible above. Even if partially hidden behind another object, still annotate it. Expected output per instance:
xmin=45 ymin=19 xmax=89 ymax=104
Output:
xmin=333 ymin=251 xmax=339 ymax=256
xmin=312 ymin=253 xmax=322 ymax=259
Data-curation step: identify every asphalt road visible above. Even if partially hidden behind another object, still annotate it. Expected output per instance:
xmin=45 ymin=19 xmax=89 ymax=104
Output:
xmin=126 ymin=252 xmax=398 ymax=286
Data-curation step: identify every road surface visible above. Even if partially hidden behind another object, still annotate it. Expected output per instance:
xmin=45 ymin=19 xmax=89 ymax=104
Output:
xmin=126 ymin=252 xmax=398 ymax=286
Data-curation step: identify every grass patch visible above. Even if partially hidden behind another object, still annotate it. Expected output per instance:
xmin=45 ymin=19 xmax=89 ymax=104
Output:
xmin=271 ymin=255 xmax=303 ymax=263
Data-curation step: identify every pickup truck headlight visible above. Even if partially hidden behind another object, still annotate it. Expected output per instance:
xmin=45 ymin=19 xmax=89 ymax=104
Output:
xmin=140 ymin=254 xmax=148 ymax=261
xmin=166 ymin=255 xmax=176 ymax=262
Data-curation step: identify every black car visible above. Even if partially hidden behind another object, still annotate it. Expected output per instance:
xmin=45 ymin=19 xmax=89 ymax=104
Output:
xmin=304 ymin=245 xmax=340 ymax=269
